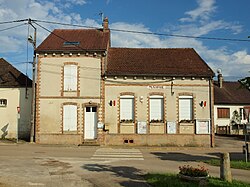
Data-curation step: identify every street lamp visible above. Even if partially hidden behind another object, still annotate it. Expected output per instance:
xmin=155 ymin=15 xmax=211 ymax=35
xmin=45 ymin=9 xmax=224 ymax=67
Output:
xmin=28 ymin=18 xmax=36 ymax=143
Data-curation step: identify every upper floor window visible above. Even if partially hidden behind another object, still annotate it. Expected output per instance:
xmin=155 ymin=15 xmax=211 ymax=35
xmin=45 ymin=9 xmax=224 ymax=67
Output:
xmin=217 ymin=108 xmax=230 ymax=119
xmin=179 ymin=95 xmax=193 ymax=121
xmin=0 ymin=99 xmax=7 ymax=107
xmin=63 ymin=104 xmax=77 ymax=131
xmin=150 ymin=95 xmax=164 ymax=122
xmin=64 ymin=64 xmax=77 ymax=91
xmin=120 ymin=95 xmax=134 ymax=122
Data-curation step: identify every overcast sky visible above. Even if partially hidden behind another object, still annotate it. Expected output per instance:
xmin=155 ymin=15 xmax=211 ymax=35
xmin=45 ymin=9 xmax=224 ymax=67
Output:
xmin=0 ymin=0 xmax=250 ymax=80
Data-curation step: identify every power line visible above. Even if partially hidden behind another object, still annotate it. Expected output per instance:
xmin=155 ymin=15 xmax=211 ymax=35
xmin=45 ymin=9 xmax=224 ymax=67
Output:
xmin=1 ymin=18 xmax=250 ymax=43
xmin=33 ymin=19 xmax=250 ymax=43
xmin=33 ymin=21 xmax=96 ymax=51
xmin=0 ymin=19 xmax=28 ymax=25
xmin=0 ymin=23 xmax=27 ymax=32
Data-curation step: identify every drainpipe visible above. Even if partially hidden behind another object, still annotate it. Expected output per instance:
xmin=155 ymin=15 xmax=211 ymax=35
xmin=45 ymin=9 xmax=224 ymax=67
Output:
xmin=209 ymin=78 xmax=214 ymax=147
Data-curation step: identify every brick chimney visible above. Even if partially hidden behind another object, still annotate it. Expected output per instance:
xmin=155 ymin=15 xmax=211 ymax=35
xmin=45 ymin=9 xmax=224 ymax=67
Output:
xmin=218 ymin=72 xmax=223 ymax=88
xmin=103 ymin=17 xmax=109 ymax=32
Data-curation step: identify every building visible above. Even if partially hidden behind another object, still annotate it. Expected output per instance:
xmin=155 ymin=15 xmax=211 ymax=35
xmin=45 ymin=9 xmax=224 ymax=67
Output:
xmin=214 ymin=73 xmax=250 ymax=134
xmin=35 ymin=18 xmax=215 ymax=147
xmin=104 ymin=48 xmax=215 ymax=146
xmin=0 ymin=58 xmax=32 ymax=140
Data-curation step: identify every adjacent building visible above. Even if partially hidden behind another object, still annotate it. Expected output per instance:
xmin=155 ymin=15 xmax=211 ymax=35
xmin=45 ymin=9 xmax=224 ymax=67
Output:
xmin=214 ymin=73 xmax=250 ymax=134
xmin=0 ymin=58 xmax=32 ymax=140
xmin=35 ymin=18 xmax=215 ymax=146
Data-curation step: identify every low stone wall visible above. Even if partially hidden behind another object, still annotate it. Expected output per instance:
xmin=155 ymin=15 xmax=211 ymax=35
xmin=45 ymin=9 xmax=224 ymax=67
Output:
xmin=37 ymin=133 xmax=83 ymax=145
xmin=103 ymin=134 xmax=211 ymax=147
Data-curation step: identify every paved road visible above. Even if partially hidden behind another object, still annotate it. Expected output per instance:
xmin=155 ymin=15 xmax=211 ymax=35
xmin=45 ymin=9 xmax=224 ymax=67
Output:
xmin=0 ymin=136 xmax=250 ymax=187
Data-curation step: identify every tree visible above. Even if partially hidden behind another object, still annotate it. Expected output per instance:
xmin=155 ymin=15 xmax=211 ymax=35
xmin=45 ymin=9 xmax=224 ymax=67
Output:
xmin=239 ymin=77 xmax=250 ymax=90
xmin=231 ymin=110 xmax=240 ymax=125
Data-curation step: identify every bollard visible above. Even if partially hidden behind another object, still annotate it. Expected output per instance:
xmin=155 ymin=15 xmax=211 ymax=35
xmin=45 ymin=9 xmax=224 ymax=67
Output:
xmin=220 ymin=152 xmax=232 ymax=182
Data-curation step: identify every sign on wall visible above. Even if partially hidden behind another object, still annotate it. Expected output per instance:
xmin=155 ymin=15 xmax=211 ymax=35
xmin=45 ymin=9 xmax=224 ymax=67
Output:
xmin=167 ymin=121 xmax=176 ymax=134
xmin=137 ymin=121 xmax=147 ymax=134
xmin=196 ymin=120 xmax=210 ymax=134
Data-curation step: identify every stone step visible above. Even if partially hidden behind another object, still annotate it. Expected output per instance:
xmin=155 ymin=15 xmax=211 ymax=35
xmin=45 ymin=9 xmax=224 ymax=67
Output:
xmin=79 ymin=140 xmax=100 ymax=146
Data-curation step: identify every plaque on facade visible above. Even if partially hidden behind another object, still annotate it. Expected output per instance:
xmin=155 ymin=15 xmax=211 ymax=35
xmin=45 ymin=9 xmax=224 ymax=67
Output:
xmin=167 ymin=121 xmax=176 ymax=134
xmin=196 ymin=120 xmax=210 ymax=134
xmin=137 ymin=121 xmax=147 ymax=134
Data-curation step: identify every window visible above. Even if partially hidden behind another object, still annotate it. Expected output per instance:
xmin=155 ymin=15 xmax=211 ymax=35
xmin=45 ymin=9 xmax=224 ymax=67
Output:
xmin=64 ymin=64 xmax=77 ymax=91
xmin=120 ymin=95 xmax=134 ymax=122
xmin=0 ymin=99 xmax=7 ymax=107
xmin=179 ymin=96 xmax=193 ymax=121
xmin=63 ymin=105 xmax=77 ymax=131
xmin=63 ymin=41 xmax=80 ymax=47
xmin=240 ymin=108 xmax=246 ymax=120
xmin=217 ymin=108 xmax=230 ymax=119
xmin=150 ymin=96 xmax=163 ymax=122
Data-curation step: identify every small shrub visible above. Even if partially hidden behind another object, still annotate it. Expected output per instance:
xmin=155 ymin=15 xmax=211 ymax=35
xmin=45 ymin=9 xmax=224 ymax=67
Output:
xmin=179 ymin=165 xmax=209 ymax=177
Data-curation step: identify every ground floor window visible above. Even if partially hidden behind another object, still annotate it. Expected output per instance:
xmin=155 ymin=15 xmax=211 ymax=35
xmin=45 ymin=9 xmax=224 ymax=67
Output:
xmin=179 ymin=96 xmax=193 ymax=121
xmin=0 ymin=99 xmax=7 ymax=107
xmin=150 ymin=95 xmax=163 ymax=122
xmin=217 ymin=108 xmax=230 ymax=119
xmin=63 ymin=104 xmax=77 ymax=131
xmin=120 ymin=95 xmax=134 ymax=122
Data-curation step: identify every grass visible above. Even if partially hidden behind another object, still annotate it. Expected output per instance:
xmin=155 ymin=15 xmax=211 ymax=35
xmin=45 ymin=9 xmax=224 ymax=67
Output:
xmin=202 ymin=159 xmax=250 ymax=170
xmin=145 ymin=173 xmax=250 ymax=187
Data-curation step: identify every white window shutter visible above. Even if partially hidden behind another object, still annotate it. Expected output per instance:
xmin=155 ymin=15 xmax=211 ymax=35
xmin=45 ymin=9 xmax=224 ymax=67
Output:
xmin=63 ymin=105 xmax=77 ymax=131
xmin=179 ymin=98 xmax=193 ymax=120
xmin=70 ymin=65 xmax=77 ymax=91
xmin=150 ymin=98 xmax=163 ymax=121
xmin=120 ymin=97 xmax=134 ymax=120
xmin=64 ymin=65 xmax=77 ymax=91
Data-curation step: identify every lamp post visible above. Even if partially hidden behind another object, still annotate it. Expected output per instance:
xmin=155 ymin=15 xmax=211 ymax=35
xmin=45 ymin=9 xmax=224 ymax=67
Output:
xmin=28 ymin=18 xmax=36 ymax=143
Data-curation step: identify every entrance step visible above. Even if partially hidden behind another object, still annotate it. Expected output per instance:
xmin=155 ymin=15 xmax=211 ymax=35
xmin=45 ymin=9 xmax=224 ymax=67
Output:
xmin=79 ymin=140 xmax=100 ymax=146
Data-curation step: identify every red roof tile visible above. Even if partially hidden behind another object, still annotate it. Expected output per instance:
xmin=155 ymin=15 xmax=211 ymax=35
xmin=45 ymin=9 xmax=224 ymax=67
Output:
xmin=0 ymin=58 xmax=32 ymax=87
xmin=36 ymin=29 xmax=110 ymax=52
xmin=214 ymin=81 xmax=250 ymax=105
xmin=106 ymin=48 xmax=214 ymax=77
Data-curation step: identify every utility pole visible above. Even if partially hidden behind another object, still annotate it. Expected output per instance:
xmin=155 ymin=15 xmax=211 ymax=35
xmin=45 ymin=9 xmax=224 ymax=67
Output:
xmin=28 ymin=18 xmax=36 ymax=143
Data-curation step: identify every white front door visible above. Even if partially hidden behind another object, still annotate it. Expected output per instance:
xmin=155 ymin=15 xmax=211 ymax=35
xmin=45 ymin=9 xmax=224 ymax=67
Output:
xmin=84 ymin=106 xmax=97 ymax=139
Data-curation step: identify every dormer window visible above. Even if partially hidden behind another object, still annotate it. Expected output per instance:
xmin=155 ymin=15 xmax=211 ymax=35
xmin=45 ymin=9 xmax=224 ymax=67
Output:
xmin=0 ymin=99 xmax=7 ymax=107
xmin=63 ymin=41 xmax=80 ymax=47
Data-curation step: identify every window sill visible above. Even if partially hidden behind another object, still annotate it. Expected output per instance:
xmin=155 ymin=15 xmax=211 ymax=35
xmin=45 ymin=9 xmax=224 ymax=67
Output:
xmin=63 ymin=131 xmax=78 ymax=134
xmin=150 ymin=122 xmax=164 ymax=126
xmin=63 ymin=90 xmax=77 ymax=92
xmin=120 ymin=122 xmax=134 ymax=126
xmin=179 ymin=122 xmax=194 ymax=126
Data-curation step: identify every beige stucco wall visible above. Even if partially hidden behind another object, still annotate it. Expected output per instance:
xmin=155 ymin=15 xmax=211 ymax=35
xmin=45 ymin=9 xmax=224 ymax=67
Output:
xmin=0 ymin=88 xmax=32 ymax=140
xmin=39 ymin=56 xmax=101 ymax=97
xmin=105 ymin=77 xmax=212 ymax=135
xmin=104 ymin=134 xmax=211 ymax=147
xmin=36 ymin=54 xmax=102 ymax=144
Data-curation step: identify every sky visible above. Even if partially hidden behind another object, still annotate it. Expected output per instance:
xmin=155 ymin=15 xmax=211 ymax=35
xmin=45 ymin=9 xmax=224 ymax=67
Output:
xmin=0 ymin=0 xmax=250 ymax=81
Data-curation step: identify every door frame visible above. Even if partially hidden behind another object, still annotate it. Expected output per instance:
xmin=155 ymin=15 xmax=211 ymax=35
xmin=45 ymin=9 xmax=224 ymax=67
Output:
xmin=82 ymin=103 xmax=99 ymax=140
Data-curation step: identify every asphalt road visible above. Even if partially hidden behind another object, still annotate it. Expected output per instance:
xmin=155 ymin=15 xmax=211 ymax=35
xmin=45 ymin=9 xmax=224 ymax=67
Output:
xmin=0 ymin=136 xmax=250 ymax=187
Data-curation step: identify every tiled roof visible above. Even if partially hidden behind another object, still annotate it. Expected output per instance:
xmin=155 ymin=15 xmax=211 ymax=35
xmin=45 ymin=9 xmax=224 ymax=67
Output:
xmin=214 ymin=81 xmax=250 ymax=105
xmin=106 ymin=48 xmax=214 ymax=77
xmin=0 ymin=58 xmax=32 ymax=87
xmin=36 ymin=29 xmax=110 ymax=52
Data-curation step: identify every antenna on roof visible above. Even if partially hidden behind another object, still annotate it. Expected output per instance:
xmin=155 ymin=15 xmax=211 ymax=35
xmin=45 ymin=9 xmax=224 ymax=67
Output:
xmin=217 ymin=68 xmax=222 ymax=74
xmin=99 ymin=12 xmax=104 ymax=22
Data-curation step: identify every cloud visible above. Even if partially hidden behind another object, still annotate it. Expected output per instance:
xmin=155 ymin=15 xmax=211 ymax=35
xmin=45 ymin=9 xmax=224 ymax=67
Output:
xmin=0 ymin=0 xmax=249 ymax=80
xmin=111 ymin=22 xmax=164 ymax=48
xmin=180 ymin=0 xmax=216 ymax=23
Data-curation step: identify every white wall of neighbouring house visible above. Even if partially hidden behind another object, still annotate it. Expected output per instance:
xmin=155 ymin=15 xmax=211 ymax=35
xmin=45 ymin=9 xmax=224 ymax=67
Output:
xmin=0 ymin=88 xmax=32 ymax=140
xmin=214 ymin=105 xmax=245 ymax=127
